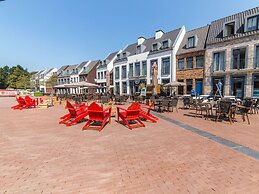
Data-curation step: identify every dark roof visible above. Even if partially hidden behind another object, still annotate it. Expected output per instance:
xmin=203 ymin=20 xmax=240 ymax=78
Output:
xmin=145 ymin=28 xmax=182 ymax=55
xmin=114 ymin=27 xmax=182 ymax=63
xmin=80 ymin=60 xmax=99 ymax=75
xmin=97 ymin=51 xmax=118 ymax=69
xmin=57 ymin=65 xmax=69 ymax=77
xmin=44 ymin=68 xmax=54 ymax=76
xmin=177 ymin=25 xmax=210 ymax=55
xmin=207 ymin=6 xmax=259 ymax=45
xmin=77 ymin=61 xmax=88 ymax=69
xmin=67 ymin=64 xmax=79 ymax=75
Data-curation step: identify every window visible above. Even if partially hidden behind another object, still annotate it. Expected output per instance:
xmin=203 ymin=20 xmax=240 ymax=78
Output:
xmin=104 ymin=71 xmax=106 ymax=78
xmin=135 ymin=62 xmax=140 ymax=76
xmin=212 ymin=77 xmax=224 ymax=95
xmin=213 ymin=52 xmax=225 ymax=71
xmin=232 ymin=48 xmax=246 ymax=69
xmin=186 ymin=57 xmax=193 ymax=69
xmin=136 ymin=45 xmax=141 ymax=54
xmin=116 ymin=54 xmax=121 ymax=59
xmin=178 ymin=80 xmax=184 ymax=95
xmin=152 ymin=43 xmax=158 ymax=51
xmin=115 ymin=67 xmax=119 ymax=79
xmin=122 ymin=66 xmax=127 ymax=79
xmin=162 ymin=40 xmax=169 ymax=49
xmin=187 ymin=36 xmax=195 ymax=48
xmin=224 ymin=22 xmax=235 ymax=37
xmin=255 ymin=45 xmax=259 ymax=68
xmin=129 ymin=63 xmax=133 ymax=78
xmin=161 ymin=57 xmax=170 ymax=75
xmin=122 ymin=52 xmax=127 ymax=58
xmin=115 ymin=82 xmax=120 ymax=94
xmin=196 ymin=56 xmax=204 ymax=68
xmin=98 ymin=72 xmax=100 ymax=79
xmin=253 ymin=75 xmax=259 ymax=97
xmin=122 ymin=82 xmax=127 ymax=94
xmin=142 ymin=61 xmax=147 ymax=76
xmin=178 ymin=59 xmax=184 ymax=70
xmin=101 ymin=72 xmax=104 ymax=79
xmin=247 ymin=15 xmax=259 ymax=31
xmin=186 ymin=79 xmax=193 ymax=94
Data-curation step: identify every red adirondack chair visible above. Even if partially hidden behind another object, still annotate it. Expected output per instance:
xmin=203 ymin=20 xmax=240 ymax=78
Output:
xmin=82 ymin=102 xmax=111 ymax=131
xmin=11 ymin=97 xmax=26 ymax=110
xmin=140 ymin=101 xmax=159 ymax=123
xmin=117 ymin=102 xmax=145 ymax=129
xmin=21 ymin=96 xmax=37 ymax=109
xmin=59 ymin=100 xmax=88 ymax=126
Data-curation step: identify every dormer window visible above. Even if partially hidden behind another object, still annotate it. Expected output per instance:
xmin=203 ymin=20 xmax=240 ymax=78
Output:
xmin=224 ymin=22 xmax=235 ymax=37
xmin=152 ymin=43 xmax=158 ymax=51
xmin=247 ymin=15 xmax=259 ymax=31
xmin=187 ymin=36 xmax=195 ymax=48
xmin=162 ymin=40 xmax=169 ymax=49
xmin=116 ymin=54 xmax=121 ymax=59
xmin=122 ymin=52 xmax=127 ymax=58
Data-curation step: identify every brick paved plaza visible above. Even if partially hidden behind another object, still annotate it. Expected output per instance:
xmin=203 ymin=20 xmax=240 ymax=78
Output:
xmin=1 ymin=97 xmax=259 ymax=194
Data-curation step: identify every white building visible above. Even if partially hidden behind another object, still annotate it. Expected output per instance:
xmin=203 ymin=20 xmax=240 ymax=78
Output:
xmin=113 ymin=27 xmax=186 ymax=95
xmin=36 ymin=68 xmax=57 ymax=93
xmin=95 ymin=51 xmax=121 ymax=93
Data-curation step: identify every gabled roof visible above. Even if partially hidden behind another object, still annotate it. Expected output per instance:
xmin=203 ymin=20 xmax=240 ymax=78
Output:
xmin=114 ymin=27 xmax=182 ymax=63
xmin=66 ymin=64 xmax=79 ymax=76
xmin=145 ymin=28 xmax=182 ymax=55
xmin=207 ymin=6 xmax=259 ymax=45
xmin=177 ymin=25 xmax=210 ymax=55
xmin=97 ymin=51 xmax=118 ymax=69
xmin=80 ymin=60 xmax=99 ymax=75
xmin=77 ymin=61 xmax=88 ymax=69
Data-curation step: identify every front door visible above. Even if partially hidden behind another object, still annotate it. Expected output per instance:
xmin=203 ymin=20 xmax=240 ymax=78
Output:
xmin=195 ymin=79 xmax=203 ymax=95
xmin=232 ymin=76 xmax=245 ymax=99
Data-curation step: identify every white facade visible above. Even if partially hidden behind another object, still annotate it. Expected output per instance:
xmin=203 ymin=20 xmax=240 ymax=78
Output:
xmin=38 ymin=68 xmax=57 ymax=93
xmin=113 ymin=26 xmax=186 ymax=95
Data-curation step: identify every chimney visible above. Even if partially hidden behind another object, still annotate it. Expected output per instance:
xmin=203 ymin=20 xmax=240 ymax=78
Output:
xmin=155 ymin=30 xmax=164 ymax=39
xmin=138 ymin=36 xmax=146 ymax=45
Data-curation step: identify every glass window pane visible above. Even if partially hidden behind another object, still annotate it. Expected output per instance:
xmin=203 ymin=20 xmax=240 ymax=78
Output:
xmin=142 ymin=61 xmax=147 ymax=76
xmin=129 ymin=64 xmax=133 ymax=77
xmin=178 ymin=59 xmax=184 ymax=70
xmin=186 ymin=57 xmax=193 ymax=69
xmin=196 ymin=56 xmax=204 ymax=68
xmin=161 ymin=57 xmax=170 ymax=75
xmin=135 ymin=62 xmax=140 ymax=76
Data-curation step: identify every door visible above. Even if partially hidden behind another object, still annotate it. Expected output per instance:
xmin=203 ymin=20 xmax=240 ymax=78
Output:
xmin=232 ymin=77 xmax=245 ymax=99
xmin=195 ymin=80 xmax=203 ymax=95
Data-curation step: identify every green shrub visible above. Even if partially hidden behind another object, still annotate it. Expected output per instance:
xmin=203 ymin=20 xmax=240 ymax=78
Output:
xmin=34 ymin=91 xmax=43 ymax=97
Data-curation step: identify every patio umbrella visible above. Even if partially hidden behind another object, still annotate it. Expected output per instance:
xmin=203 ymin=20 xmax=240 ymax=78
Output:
xmin=164 ymin=81 xmax=186 ymax=87
xmin=64 ymin=81 xmax=99 ymax=88
xmin=152 ymin=62 xmax=158 ymax=95
xmin=53 ymin=84 xmax=67 ymax=88
xmin=106 ymin=71 xmax=110 ymax=93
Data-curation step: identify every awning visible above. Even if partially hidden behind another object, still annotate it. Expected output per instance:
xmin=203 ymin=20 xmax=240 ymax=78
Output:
xmin=64 ymin=81 xmax=100 ymax=88
xmin=164 ymin=81 xmax=186 ymax=87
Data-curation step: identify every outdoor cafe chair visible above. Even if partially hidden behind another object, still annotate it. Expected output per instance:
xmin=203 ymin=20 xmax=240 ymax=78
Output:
xmin=11 ymin=96 xmax=26 ymax=110
xmin=82 ymin=102 xmax=111 ymax=131
xmin=117 ymin=102 xmax=145 ymax=129
xmin=139 ymin=101 xmax=159 ymax=123
xmin=101 ymin=96 xmax=109 ymax=104
xmin=168 ymin=97 xmax=178 ymax=112
xmin=59 ymin=100 xmax=88 ymax=126
xmin=193 ymin=101 xmax=210 ymax=120
xmin=216 ymin=100 xmax=233 ymax=124
xmin=22 ymin=96 xmax=37 ymax=109
xmin=237 ymin=99 xmax=253 ymax=125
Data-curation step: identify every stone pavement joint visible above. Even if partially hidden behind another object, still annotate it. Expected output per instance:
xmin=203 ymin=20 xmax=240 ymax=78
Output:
xmin=154 ymin=113 xmax=259 ymax=160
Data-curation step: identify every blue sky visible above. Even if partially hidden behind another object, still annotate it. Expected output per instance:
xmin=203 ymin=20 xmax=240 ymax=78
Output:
xmin=0 ymin=0 xmax=258 ymax=71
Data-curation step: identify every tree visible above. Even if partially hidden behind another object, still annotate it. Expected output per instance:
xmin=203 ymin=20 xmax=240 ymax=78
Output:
xmin=7 ymin=65 xmax=30 ymax=89
xmin=16 ymin=74 xmax=30 ymax=89
xmin=45 ymin=74 xmax=58 ymax=94
xmin=0 ymin=66 xmax=10 ymax=89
